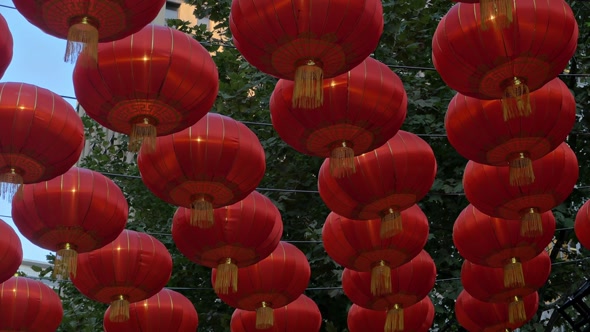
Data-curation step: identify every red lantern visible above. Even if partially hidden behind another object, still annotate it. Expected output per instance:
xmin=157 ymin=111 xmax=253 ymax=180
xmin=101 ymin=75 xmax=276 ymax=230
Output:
xmin=347 ymin=297 xmax=435 ymax=332
xmin=461 ymin=251 xmax=550 ymax=323
xmin=451 ymin=0 xmax=513 ymax=30
xmin=318 ymin=130 xmax=437 ymax=238
xmin=71 ymin=229 xmax=173 ymax=323
xmin=12 ymin=0 xmax=165 ymax=63
xmin=453 ymin=204 xmax=555 ymax=291
xmin=342 ymin=251 xmax=437 ymax=332
xmin=0 ymin=13 xmax=13 ymax=78
xmin=212 ymin=241 xmax=311 ymax=329
xmin=463 ymin=142 xmax=577 ymax=237
xmin=103 ymin=288 xmax=198 ymax=332
xmin=575 ymin=199 xmax=590 ymax=250
xmin=230 ymin=0 xmax=383 ymax=109
xmin=432 ymin=0 xmax=578 ymax=120
xmin=172 ymin=191 xmax=283 ymax=294
xmin=270 ymin=57 xmax=407 ymax=177
xmin=230 ymin=295 xmax=322 ymax=332
xmin=0 ymin=276 xmax=63 ymax=331
xmin=456 ymin=290 xmax=539 ymax=329
xmin=138 ymin=113 xmax=266 ymax=228
xmin=73 ymin=24 xmax=219 ymax=152
xmin=322 ymin=205 xmax=429 ymax=296
xmin=12 ymin=167 xmax=128 ymax=279
xmin=0 ymin=219 xmax=22 ymax=283
xmin=0 ymin=82 xmax=84 ymax=201
xmin=446 ymin=78 xmax=575 ymax=186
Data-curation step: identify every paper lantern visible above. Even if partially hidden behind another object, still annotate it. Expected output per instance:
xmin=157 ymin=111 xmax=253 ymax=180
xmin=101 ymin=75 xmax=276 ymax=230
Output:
xmin=347 ymin=297 xmax=435 ymax=332
xmin=574 ymin=199 xmax=590 ymax=250
xmin=173 ymin=191 xmax=283 ymax=294
xmin=322 ymin=205 xmax=429 ymax=296
xmin=270 ymin=57 xmax=407 ymax=177
xmin=230 ymin=0 xmax=383 ymax=108
xmin=0 ymin=13 xmax=13 ymax=79
xmin=71 ymin=230 xmax=173 ymax=323
xmin=456 ymin=290 xmax=539 ymax=328
xmin=0 ymin=82 xmax=84 ymax=201
xmin=12 ymin=167 xmax=128 ymax=279
xmin=318 ymin=130 xmax=437 ymax=238
xmin=0 ymin=219 xmax=22 ymax=284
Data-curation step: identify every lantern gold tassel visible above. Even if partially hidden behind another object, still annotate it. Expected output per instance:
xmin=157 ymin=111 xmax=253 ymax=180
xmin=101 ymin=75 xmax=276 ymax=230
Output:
xmin=293 ymin=60 xmax=323 ymax=109
xmin=502 ymin=77 xmax=531 ymax=121
xmin=385 ymin=304 xmax=404 ymax=332
xmin=508 ymin=296 xmax=527 ymax=324
xmin=54 ymin=243 xmax=78 ymax=279
xmin=480 ymin=0 xmax=513 ymax=31
xmin=0 ymin=168 xmax=23 ymax=202
xmin=109 ymin=295 xmax=130 ymax=322
xmin=190 ymin=195 xmax=214 ymax=228
xmin=504 ymin=257 xmax=525 ymax=288
xmin=381 ymin=208 xmax=402 ymax=239
xmin=521 ymin=207 xmax=542 ymax=237
xmin=130 ymin=118 xmax=157 ymax=153
xmin=65 ymin=17 xmax=99 ymax=64
xmin=214 ymin=258 xmax=238 ymax=294
xmin=509 ymin=153 xmax=535 ymax=186
xmin=330 ymin=141 xmax=355 ymax=178
xmin=255 ymin=302 xmax=274 ymax=329
xmin=371 ymin=260 xmax=392 ymax=296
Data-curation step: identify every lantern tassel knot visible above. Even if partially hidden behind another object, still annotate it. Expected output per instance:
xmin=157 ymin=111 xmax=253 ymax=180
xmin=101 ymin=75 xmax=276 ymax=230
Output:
xmin=381 ymin=208 xmax=402 ymax=239
xmin=509 ymin=153 xmax=534 ymax=186
xmin=130 ymin=118 xmax=157 ymax=153
xmin=521 ymin=207 xmax=543 ymax=237
xmin=504 ymin=257 xmax=525 ymax=288
xmin=0 ymin=168 xmax=23 ymax=202
xmin=190 ymin=196 xmax=214 ymax=228
xmin=65 ymin=17 xmax=99 ymax=64
xmin=214 ymin=258 xmax=238 ymax=294
xmin=54 ymin=244 xmax=78 ymax=279
xmin=109 ymin=295 xmax=130 ymax=322
xmin=508 ymin=296 xmax=527 ymax=324
xmin=330 ymin=141 xmax=355 ymax=178
xmin=293 ymin=60 xmax=323 ymax=109
xmin=255 ymin=302 xmax=274 ymax=329
xmin=502 ymin=77 xmax=531 ymax=121
xmin=385 ymin=304 xmax=404 ymax=332
xmin=371 ymin=260 xmax=392 ymax=296
xmin=480 ymin=0 xmax=513 ymax=31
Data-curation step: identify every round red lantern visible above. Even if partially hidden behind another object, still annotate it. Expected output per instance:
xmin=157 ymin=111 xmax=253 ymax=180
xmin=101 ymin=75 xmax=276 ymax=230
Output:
xmin=71 ymin=229 xmax=173 ymax=323
xmin=270 ymin=57 xmax=407 ymax=177
xmin=347 ymin=296 xmax=435 ymax=332
xmin=74 ymin=24 xmax=219 ymax=153
xmin=0 ymin=82 xmax=84 ymax=201
xmin=451 ymin=0 xmax=513 ymax=30
xmin=0 ymin=276 xmax=63 ymax=331
xmin=433 ymin=0 xmax=578 ymax=120
xmin=12 ymin=167 xmax=128 ymax=279
xmin=230 ymin=295 xmax=322 ymax=332
xmin=12 ymin=0 xmax=165 ymax=63
xmin=322 ymin=205 xmax=429 ymax=296
xmin=453 ymin=204 xmax=555 ymax=290
xmin=318 ymin=130 xmax=437 ymax=238
xmin=463 ymin=142 xmax=578 ymax=237
xmin=173 ymin=190 xmax=283 ymax=294
xmin=0 ymin=219 xmax=22 ymax=284
xmin=446 ymin=78 xmax=576 ymax=186
xmin=456 ymin=290 xmax=539 ymax=328
xmin=342 ymin=250 xmax=437 ymax=331
xmin=138 ymin=113 xmax=266 ymax=228
xmin=575 ymin=199 xmax=590 ymax=250
xmin=230 ymin=0 xmax=383 ymax=109
xmin=103 ymin=288 xmax=198 ymax=332
xmin=0 ymin=13 xmax=13 ymax=79
xmin=212 ymin=241 xmax=311 ymax=329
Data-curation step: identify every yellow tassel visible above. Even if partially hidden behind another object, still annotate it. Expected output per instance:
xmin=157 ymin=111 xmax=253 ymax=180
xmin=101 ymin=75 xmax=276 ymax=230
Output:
xmin=0 ymin=168 xmax=22 ymax=202
xmin=521 ymin=208 xmax=543 ymax=237
xmin=508 ymin=296 xmax=527 ymax=324
xmin=385 ymin=304 xmax=404 ymax=332
xmin=214 ymin=258 xmax=238 ymax=294
xmin=504 ymin=257 xmax=525 ymax=288
xmin=190 ymin=196 xmax=214 ymax=228
xmin=255 ymin=302 xmax=274 ymax=329
xmin=480 ymin=0 xmax=513 ymax=31
xmin=129 ymin=118 xmax=157 ymax=153
xmin=381 ymin=209 xmax=402 ymax=239
xmin=54 ymin=244 xmax=78 ymax=279
xmin=330 ymin=142 xmax=355 ymax=178
xmin=109 ymin=295 xmax=130 ymax=322
xmin=292 ymin=60 xmax=323 ymax=109
xmin=502 ymin=77 xmax=531 ymax=121
xmin=509 ymin=153 xmax=535 ymax=186
xmin=65 ymin=16 xmax=99 ymax=64
xmin=371 ymin=260 xmax=392 ymax=296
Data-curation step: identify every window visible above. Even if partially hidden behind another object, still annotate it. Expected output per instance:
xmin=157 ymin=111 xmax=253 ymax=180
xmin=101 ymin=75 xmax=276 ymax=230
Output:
xmin=165 ymin=1 xmax=180 ymax=20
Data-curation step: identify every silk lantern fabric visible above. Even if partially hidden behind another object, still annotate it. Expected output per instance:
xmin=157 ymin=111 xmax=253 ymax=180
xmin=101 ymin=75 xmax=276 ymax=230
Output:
xmin=347 ymin=296 xmax=435 ymax=332
xmin=0 ymin=14 xmax=13 ymax=78
xmin=575 ymin=199 xmax=590 ymax=250
xmin=0 ymin=218 xmax=23 ymax=284
xmin=451 ymin=0 xmax=514 ymax=30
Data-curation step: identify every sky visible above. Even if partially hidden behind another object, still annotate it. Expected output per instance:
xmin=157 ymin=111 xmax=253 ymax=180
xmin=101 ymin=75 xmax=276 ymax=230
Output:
xmin=0 ymin=0 xmax=79 ymax=262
